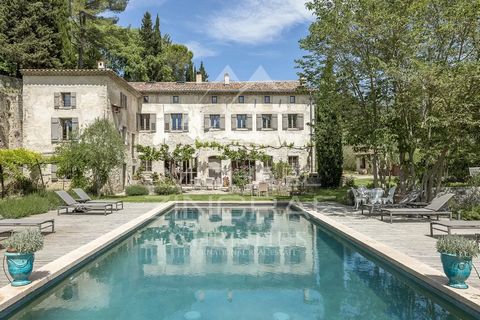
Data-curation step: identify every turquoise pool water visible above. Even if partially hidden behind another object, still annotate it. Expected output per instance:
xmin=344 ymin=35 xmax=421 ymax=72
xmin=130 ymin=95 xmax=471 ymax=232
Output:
xmin=8 ymin=205 xmax=475 ymax=319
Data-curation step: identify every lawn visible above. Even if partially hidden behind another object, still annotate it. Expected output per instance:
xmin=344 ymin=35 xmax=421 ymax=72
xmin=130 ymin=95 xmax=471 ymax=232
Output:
xmin=105 ymin=188 xmax=349 ymax=204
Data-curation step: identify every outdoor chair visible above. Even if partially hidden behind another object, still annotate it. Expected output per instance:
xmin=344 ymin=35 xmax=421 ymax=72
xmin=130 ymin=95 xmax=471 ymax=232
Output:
xmin=55 ymin=190 xmax=114 ymax=215
xmin=72 ymin=188 xmax=123 ymax=211
xmin=0 ymin=218 xmax=54 ymax=233
xmin=193 ymin=178 xmax=203 ymax=190
xmin=205 ymin=178 xmax=215 ymax=190
xmin=380 ymin=193 xmax=454 ymax=223
xmin=351 ymin=188 xmax=368 ymax=210
xmin=382 ymin=186 xmax=396 ymax=204
xmin=369 ymin=188 xmax=384 ymax=205
xmin=258 ymin=182 xmax=269 ymax=196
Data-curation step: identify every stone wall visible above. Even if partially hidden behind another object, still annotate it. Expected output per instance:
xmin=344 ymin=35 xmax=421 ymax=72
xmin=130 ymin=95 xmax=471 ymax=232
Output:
xmin=0 ymin=75 xmax=22 ymax=149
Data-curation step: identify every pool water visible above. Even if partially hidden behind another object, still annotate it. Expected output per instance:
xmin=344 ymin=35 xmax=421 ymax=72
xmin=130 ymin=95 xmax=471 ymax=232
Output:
xmin=8 ymin=205 xmax=475 ymax=319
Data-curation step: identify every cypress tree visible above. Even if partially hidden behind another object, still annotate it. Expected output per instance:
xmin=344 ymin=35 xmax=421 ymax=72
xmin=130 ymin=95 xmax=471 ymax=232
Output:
xmin=140 ymin=11 xmax=153 ymax=56
xmin=152 ymin=14 xmax=162 ymax=56
xmin=199 ymin=61 xmax=208 ymax=82
xmin=315 ymin=57 xmax=343 ymax=187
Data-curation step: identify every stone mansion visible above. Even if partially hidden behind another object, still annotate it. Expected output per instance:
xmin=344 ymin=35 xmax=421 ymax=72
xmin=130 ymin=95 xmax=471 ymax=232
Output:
xmin=18 ymin=66 xmax=313 ymax=190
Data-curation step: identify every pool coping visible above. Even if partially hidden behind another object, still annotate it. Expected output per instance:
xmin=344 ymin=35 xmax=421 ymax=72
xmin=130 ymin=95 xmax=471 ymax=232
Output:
xmin=298 ymin=204 xmax=480 ymax=317
xmin=0 ymin=200 xmax=479 ymax=317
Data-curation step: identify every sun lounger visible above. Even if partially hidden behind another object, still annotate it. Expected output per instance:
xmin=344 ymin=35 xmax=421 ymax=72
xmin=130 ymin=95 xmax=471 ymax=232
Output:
xmin=430 ymin=220 xmax=480 ymax=236
xmin=380 ymin=193 xmax=454 ymax=223
xmin=72 ymin=188 xmax=123 ymax=210
xmin=0 ymin=219 xmax=54 ymax=233
xmin=55 ymin=191 xmax=114 ymax=215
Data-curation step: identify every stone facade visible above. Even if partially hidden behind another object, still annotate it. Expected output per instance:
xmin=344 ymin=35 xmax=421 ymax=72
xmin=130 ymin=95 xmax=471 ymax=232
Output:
xmin=20 ymin=69 xmax=313 ymax=189
xmin=0 ymin=75 xmax=23 ymax=149
xmin=21 ymin=69 xmax=142 ymax=191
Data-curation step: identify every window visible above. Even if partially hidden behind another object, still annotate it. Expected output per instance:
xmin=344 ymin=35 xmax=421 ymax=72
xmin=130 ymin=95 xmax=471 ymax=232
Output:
xmin=173 ymin=96 xmax=180 ymax=104
xmin=62 ymin=93 xmax=72 ymax=107
xmin=61 ymin=119 xmax=73 ymax=140
xmin=141 ymin=159 xmax=152 ymax=172
xmin=288 ymin=156 xmax=299 ymax=170
xmin=288 ymin=114 xmax=298 ymax=129
xmin=211 ymin=96 xmax=218 ymax=104
xmin=143 ymin=96 xmax=149 ymax=103
xmin=121 ymin=126 xmax=127 ymax=144
xmin=263 ymin=155 xmax=273 ymax=170
xmin=264 ymin=96 xmax=271 ymax=103
xmin=210 ymin=114 xmax=220 ymax=129
xmin=120 ymin=92 xmax=127 ymax=108
xmin=237 ymin=114 xmax=247 ymax=129
xmin=290 ymin=96 xmax=296 ymax=104
xmin=131 ymin=134 xmax=135 ymax=158
xmin=238 ymin=96 xmax=245 ymax=103
xmin=171 ymin=114 xmax=183 ymax=131
xmin=262 ymin=114 xmax=272 ymax=129
xmin=139 ymin=114 xmax=153 ymax=131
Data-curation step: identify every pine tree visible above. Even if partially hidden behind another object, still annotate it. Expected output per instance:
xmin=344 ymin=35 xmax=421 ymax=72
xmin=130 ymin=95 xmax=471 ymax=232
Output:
xmin=314 ymin=57 xmax=343 ymax=187
xmin=198 ymin=61 xmax=208 ymax=82
xmin=140 ymin=11 xmax=153 ymax=57
xmin=152 ymin=14 xmax=162 ymax=56
xmin=185 ymin=61 xmax=195 ymax=82
xmin=0 ymin=0 xmax=70 ymax=76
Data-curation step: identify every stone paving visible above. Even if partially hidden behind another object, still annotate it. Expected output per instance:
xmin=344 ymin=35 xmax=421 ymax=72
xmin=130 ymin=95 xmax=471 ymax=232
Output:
xmin=302 ymin=202 xmax=480 ymax=290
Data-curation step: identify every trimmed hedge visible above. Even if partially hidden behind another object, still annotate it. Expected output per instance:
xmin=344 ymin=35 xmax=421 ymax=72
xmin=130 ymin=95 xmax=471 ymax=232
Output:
xmin=154 ymin=179 xmax=181 ymax=195
xmin=125 ymin=185 xmax=149 ymax=196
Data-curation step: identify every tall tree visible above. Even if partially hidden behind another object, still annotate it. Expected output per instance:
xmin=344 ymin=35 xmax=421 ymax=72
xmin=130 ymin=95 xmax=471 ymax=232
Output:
xmin=314 ymin=57 xmax=343 ymax=187
xmin=140 ymin=11 xmax=154 ymax=57
xmin=198 ymin=61 xmax=208 ymax=82
xmin=0 ymin=0 xmax=71 ymax=77
xmin=185 ymin=60 xmax=195 ymax=82
xmin=152 ymin=14 xmax=162 ymax=56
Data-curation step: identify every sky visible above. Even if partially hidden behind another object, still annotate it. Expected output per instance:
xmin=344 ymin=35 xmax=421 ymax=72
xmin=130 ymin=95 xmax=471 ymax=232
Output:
xmin=114 ymin=0 xmax=314 ymax=81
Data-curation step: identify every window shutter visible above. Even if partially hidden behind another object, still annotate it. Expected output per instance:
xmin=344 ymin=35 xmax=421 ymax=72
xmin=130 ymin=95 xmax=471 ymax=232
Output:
xmin=256 ymin=114 xmax=262 ymax=131
xmin=183 ymin=113 xmax=189 ymax=132
xmin=246 ymin=114 xmax=253 ymax=131
xmin=51 ymin=118 xmax=61 ymax=142
xmin=272 ymin=114 xmax=278 ymax=130
xmin=72 ymin=118 xmax=79 ymax=140
xmin=51 ymin=164 xmax=58 ymax=181
xmin=204 ymin=115 xmax=210 ymax=132
xmin=150 ymin=114 xmax=156 ymax=132
xmin=231 ymin=114 xmax=237 ymax=130
xmin=220 ymin=115 xmax=225 ymax=130
xmin=54 ymin=93 xmax=60 ymax=109
xmin=298 ymin=114 xmax=304 ymax=130
xmin=282 ymin=114 xmax=288 ymax=130
xmin=164 ymin=114 xmax=170 ymax=132
xmin=71 ymin=92 xmax=77 ymax=108
xmin=136 ymin=114 xmax=140 ymax=131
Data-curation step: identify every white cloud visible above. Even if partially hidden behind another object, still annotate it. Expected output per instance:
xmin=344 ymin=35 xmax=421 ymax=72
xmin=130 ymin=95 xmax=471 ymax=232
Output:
xmin=186 ymin=41 xmax=218 ymax=59
xmin=206 ymin=0 xmax=313 ymax=44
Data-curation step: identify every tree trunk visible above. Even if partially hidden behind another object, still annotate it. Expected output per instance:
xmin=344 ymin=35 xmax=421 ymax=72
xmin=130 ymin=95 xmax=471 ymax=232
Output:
xmin=0 ymin=164 xmax=4 ymax=199
xmin=371 ymin=152 xmax=379 ymax=187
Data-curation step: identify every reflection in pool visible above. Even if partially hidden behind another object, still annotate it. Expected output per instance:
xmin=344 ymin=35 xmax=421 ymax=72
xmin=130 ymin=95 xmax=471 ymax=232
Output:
xmin=8 ymin=205 xmax=475 ymax=319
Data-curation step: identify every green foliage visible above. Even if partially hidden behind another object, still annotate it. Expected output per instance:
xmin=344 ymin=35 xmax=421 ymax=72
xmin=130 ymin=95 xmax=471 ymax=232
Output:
xmin=232 ymin=167 xmax=250 ymax=191
xmin=0 ymin=190 xmax=62 ymax=218
xmin=314 ymin=57 xmax=343 ymax=187
xmin=299 ymin=0 xmax=480 ymax=198
xmin=55 ymin=119 xmax=125 ymax=195
xmin=154 ymin=177 xmax=180 ymax=195
xmin=125 ymin=184 xmax=149 ymax=196
xmin=271 ymin=161 xmax=292 ymax=181
xmin=198 ymin=61 xmax=208 ymax=82
xmin=343 ymin=176 xmax=355 ymax=188
xmin=0 ymin=0 xmax=71 ymax=76
xmin=436 ymin=235 xmax=480 ymax=259
xmin=460 ymin=207 xmax=480 ymax=221
xmin=4 ymin=229 xmax=44 ymax=253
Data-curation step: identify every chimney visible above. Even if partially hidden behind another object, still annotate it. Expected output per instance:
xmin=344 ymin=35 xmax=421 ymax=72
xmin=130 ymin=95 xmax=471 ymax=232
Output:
xmin=224 ymin=73 xmax=230 ymax=85
xmin=97 ymin=60 xmax=106 ymax=70
xmin=196 ymin=71 xmax=202 ymax=83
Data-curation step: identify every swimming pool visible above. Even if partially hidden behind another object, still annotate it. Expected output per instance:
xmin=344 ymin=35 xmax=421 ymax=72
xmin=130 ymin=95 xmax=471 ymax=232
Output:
xmin=6 ymin=204 xmax=476 ymax=319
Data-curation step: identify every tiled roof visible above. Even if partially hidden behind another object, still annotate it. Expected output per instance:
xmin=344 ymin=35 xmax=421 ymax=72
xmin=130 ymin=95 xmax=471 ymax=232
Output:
xmin=129 ymin=81 xmax=306 ymax=94
xmin=21 ymin=69 xmax=142 ymax=97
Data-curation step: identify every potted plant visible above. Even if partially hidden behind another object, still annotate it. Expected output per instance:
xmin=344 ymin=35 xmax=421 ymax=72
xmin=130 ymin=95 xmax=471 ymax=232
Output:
xmin=4 ymin=229 xmax=44 ymax=287
xmin=436 ymin=235 xmax=480 ymax=289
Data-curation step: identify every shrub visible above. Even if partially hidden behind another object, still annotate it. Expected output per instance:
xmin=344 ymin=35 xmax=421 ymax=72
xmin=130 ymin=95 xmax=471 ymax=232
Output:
xmin=460 ymin=206 xmax=480 ymax=221
xmin=343 ymin=176 xmax=355 ymax=188
xmin=436 ymin=235 xmax=480 ymax=258
xmin=4 ymin=229 xmax=44 ymax=253
xmin=0 ymin=191 xmax=62 ymax=219
xmin=154 ymin=178 xmax=180 ymax=195
xmin=232 ymin=167 xmax=250 ymax=191
xmin=125 ymin=184 xmax=149 ymax=196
